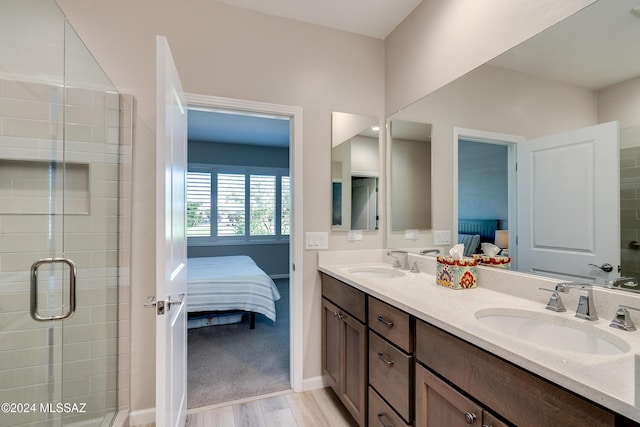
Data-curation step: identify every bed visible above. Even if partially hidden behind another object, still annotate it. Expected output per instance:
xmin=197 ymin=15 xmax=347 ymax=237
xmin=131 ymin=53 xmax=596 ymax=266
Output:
xmin=187 ymin=255 xmax=281 ymax=329
xmin=457 ymin=219 xmax=499 ymax=256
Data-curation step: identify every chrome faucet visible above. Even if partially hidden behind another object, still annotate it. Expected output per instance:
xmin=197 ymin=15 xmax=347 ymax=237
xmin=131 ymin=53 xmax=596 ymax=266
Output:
xmin=554 ymin=283 xmax=598 ymax=321
xmin=387 ymin=250 xmax=409 ymax=270
xmin=419 ymin=249 xmax=440 ymax=255
xmin=604 ymin=276 xmax=640 ymax=293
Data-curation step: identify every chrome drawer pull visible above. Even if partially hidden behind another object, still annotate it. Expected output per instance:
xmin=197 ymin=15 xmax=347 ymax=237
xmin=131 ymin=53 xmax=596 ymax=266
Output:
xmin=377 ymin=352 xmax=394 ymax=366
xmin=377 ymin=413 xmax=392 ymax=427
xmin=377 ymin=315 xmax=394 ymax=327
xmin=464 ymin=412 xmax=477 ymax=424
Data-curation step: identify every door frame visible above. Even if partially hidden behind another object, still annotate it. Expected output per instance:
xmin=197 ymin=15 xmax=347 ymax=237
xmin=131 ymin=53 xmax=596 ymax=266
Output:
xmin=184 ymin=93 xmax=304 ymax=392
xmin=453 ymin=127 xmax=522 ymax=265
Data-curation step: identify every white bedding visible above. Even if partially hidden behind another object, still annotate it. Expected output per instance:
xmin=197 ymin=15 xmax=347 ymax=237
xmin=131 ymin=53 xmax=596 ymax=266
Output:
xmin=187 ymin=255 xmax=281 ymax=323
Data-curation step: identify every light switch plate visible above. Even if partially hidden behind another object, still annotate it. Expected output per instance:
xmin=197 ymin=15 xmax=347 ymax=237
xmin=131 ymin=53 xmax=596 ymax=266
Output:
xmin=347 ymin=230 xmax=363 ymax=241
xmin=305 ymin=232 xmax=328 ymax=249
xmin=434 ymin=230 xmax=451 ymax=245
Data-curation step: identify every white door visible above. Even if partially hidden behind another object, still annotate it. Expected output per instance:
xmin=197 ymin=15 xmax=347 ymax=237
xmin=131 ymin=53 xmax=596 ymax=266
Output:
xmin=155 ymin=35 xmax=188 ymax=427
xmin=516 ymin=121 xmax=619 ymax=282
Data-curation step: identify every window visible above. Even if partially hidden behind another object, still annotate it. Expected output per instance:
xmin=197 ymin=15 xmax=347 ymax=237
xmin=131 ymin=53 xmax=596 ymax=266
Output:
xmin=186 ymin=172 xmax=211 ymax=237
xmin=187 ymin=166 xmax=290 ymax=243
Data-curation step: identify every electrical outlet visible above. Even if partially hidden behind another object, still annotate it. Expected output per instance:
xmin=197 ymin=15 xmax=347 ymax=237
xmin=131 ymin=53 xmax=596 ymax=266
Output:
xmin=434 ymin=230 xmax=451 ymax=245
xmin=347 ymin=230 xmax=363 ymax=241
xmin=405 ymin=229 xmax=419 ymax=239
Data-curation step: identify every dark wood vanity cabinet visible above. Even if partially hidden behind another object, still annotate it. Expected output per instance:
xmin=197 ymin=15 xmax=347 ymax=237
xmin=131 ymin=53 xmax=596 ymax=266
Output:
xmin=321 ymin=272 xmax=638 ymax=427
xmin=415 ymin=320 xmax=615 ymax=427
xmin=321 ymin=273 xmax=367 ymax=426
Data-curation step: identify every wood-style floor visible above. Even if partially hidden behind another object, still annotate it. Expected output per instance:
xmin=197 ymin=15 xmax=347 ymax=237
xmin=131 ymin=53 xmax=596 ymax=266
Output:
xmin=185 ymin=388 xmax=358 ymax=427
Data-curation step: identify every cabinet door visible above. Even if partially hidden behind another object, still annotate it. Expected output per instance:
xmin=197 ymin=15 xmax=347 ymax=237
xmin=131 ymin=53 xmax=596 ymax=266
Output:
xmin=342 ymin=309 xmax=368 ymax=426
xmin=322 ymin=297 xmax=367 ymax=426
xmin=416 ymin=363 xmax=482 ymax=427
xmin=322 ymin=298 xmax=341 ymax=393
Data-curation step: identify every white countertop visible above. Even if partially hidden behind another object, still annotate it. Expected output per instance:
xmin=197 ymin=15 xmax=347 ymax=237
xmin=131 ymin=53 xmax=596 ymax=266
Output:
xmin=318 ymin=250 xmax=640 ymax=423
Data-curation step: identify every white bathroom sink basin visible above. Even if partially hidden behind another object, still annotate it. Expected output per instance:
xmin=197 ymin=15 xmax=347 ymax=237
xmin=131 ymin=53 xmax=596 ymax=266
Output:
xmin=347 ymin=267 xmax=405 ymax=278
xmin=475 ymin=308 xmax=630 ymax=355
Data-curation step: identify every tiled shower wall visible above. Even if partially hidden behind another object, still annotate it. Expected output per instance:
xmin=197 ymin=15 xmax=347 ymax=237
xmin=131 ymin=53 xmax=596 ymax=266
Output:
xmin=0 ymin=78 xmax=131 ymax=427
xmin=620 ymin=144 xmax=640 ymax=281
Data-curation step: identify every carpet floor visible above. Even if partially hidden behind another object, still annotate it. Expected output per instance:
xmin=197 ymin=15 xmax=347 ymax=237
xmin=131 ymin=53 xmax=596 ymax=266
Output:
xmin=187 ymin=278 xmax=290 ymax=409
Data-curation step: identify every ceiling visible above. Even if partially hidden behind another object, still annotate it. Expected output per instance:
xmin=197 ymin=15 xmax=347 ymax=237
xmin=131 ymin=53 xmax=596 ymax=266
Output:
xmin=190 ymin=1 xmax=423 ymax=147
xmin=489 ymin=0 xmax=640 ymax=90
xmin=188 ymin=109 xmax=291 ymax=148
xmin=211 ymin=0 xmax=423 ymax=40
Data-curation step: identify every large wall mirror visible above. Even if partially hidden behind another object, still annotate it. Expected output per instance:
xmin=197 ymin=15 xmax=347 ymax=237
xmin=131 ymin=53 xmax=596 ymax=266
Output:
xmin=331 ymin=112 xmax=380 ymax=231
xmin=388 ymin=0 xmax=640 ymax=285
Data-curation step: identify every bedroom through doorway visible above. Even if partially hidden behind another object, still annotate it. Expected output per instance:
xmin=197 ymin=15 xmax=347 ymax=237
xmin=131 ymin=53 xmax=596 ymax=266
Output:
xmin=184 ymin=101 xmax=293 ymax=409
xmin=454 ymin=128 xmax=518 ymax=264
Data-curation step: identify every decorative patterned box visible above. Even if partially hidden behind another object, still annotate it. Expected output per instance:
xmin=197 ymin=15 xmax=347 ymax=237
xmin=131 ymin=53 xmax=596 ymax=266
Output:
xmin=472 ymin=255 xmax=511 ymax=269
xmin=436 ymin=256 xmax=478 ymax=289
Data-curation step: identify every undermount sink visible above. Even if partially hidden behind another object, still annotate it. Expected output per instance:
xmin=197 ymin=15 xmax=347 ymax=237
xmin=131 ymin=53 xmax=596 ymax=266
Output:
xmin=475 ymin=308 xmax=630 ymax=356
xmin=348 ymin=267 xmax=405 ymax=278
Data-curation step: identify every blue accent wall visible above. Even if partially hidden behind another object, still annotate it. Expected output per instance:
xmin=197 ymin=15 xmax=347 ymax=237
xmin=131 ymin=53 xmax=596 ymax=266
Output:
xmin=458 ymin=140 xmax=508 ymax=222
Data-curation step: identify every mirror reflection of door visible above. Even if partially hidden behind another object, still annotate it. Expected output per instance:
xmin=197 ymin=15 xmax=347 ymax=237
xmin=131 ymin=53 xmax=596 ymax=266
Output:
xmin=517 ymin=121 xmax=620 ymax=282
xmin=351 ymin=177 xmax=378 ymax=230
xmin=457 ymin=138 xmax=512 ymax=260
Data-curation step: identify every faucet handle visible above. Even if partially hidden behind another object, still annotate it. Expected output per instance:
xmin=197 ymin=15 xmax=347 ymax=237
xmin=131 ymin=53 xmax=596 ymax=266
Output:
xmin=539 ymin=288 xmax=567 ymax=312
xmin=610 ymin=305 xmax=640 ymax=331
xmin=410 ymin=261 xmax=420 ymax=273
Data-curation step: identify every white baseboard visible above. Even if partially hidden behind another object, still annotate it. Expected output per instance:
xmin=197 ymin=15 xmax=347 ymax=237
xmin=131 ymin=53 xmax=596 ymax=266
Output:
xmin=129 ymin=408 xmax=155 ymax=427
xmin=302 ymin=375 xmax=328 ymax=391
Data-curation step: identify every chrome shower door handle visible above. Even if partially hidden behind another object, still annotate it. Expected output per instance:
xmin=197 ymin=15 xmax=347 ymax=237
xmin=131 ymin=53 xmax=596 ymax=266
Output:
xmin=30 ymin=257 xmax=77 ymax=322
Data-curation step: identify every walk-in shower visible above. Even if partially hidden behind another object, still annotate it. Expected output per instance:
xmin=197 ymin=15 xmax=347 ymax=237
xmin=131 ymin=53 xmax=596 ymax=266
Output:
xmin=0 ymin=0 xmax=122 ymax=425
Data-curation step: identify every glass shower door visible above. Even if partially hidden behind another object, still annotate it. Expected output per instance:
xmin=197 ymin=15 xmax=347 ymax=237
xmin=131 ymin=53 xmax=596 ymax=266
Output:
xmin=0 ymin=1 xmax=120 ymax=426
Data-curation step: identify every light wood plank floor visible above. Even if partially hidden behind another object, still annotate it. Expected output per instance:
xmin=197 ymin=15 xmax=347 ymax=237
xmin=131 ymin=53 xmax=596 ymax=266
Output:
xmin=185 ymin=388 xmax=358 ymax=427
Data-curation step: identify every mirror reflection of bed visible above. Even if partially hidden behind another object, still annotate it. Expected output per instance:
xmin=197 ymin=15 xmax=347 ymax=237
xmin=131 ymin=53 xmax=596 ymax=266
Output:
xmin=186 ymin=107 xmax=291 ymax=409
xmin=458 ymin=220 xmax=500 ymax=257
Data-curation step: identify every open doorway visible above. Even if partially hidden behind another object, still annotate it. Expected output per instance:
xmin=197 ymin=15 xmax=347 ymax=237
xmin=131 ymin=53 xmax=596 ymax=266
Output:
xmin=453 ymin=128 xmax=519 ymax=264
xmin=183 ymin=95 xmax=302 ymax=409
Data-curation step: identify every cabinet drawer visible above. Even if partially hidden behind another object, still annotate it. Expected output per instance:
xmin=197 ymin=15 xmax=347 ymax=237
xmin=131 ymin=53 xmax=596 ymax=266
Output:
xmin=368 ymin=297 xmax=412 ymax=352
xmin=321 ymin=273 xmax=366 ymax=323
xmin=369 ymin=387 xmax=410 ymax=427
xmin=369 ymin=331 xmax=412 ymax=422
xmin=416 ymin=320 xmax=615 ymax=427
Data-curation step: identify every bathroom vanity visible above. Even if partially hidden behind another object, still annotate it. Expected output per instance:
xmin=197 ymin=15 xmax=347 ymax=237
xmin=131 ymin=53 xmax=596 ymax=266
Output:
xmin=319 ymin=250 xmax=640 ymax=427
